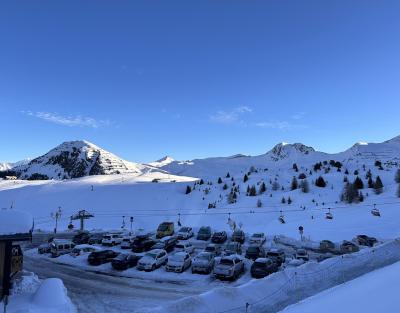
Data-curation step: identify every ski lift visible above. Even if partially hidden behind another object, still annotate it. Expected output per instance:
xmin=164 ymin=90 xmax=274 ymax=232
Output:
xmin=279 ymin=210 xmax=286 ymax=224
xmin=67 ymin=216 xmax=74 ymax=230
xmin=227 ymin=212 xmax=231 ymax=224
xmin=325 ymin=208 xmax=333 ymax=220
xmin=371 ymin=204 xmax=381 ymax=217
xmin=177 ymin=213 xmax=182 ymax=227
xmin=121 ymin=215 xmax=126 ymax=229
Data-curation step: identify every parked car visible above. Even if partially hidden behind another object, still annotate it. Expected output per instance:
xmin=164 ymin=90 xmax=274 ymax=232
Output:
xmin=111 ymin=253 xmax=141 ymax=270
xmin=120 ymin=236 xmax=135 ymax=249
xmin=70 ymin=244 xmax=101 ymax=257
xmin=224 ymin=242 xmax=242 ymax=256
xmin=152 ymin=236 xmax=177 ymax=252
xmin=156 ymin=222 xmax=175 ymax=239
xmin=175 ymin=241 xmax=195 ymax=254
xmin=72 ymin=232 xmax=91 ymax=245
xmin=249 ymin=233 xmax=266 ymax=245
xmin=50 ymin=239 xmax=75 ymax=258
xmin=251 ymin=258 xmax=279 ymax=279
xmin=192 ymin=252 xmax=215 ymax=274
xmin=214 ymin=255 xmax=245 ymax=281
xmin=88 ymin=233 xmax=104 ymax=245
xmin=137 ymin=249 xmax=168 ymax=271
xmin=38 ymin=243 xmax=51 ymax=254
xmin=319 ymin=240 xmax=336 ymax=253
xmin=231 ymin=229 xmax=245 ymax=244
xmin=102 ymin=233 xmax=123 ymax=246
xmin=356 ymin=235 xmax=377 ymax=247
xmin=211 ymin=231 xmax=228 ymax=244
xmin=204 ymin=243 xmax=222 ymax=257
xmin=197 ymin=226 xmax=212 ymax=241
xmin=131 ymin=235 xmax=157 ymax=253
xmin=340 ymin=241 xmax=360 ymax=253
xmin=177 ymin=227 xmax=194 ymax=240
xmin=295 ymin=249 xmax=309 ymax=261
xmin=266 ymin=249 xmax=286 ymax=266
xmin=88 ymin=250 xmax=119 ymax=266
xmin=166 ymin=252 xmax=192 ymax=273
xmin=245 ymin=245 xmax=266 ymax=260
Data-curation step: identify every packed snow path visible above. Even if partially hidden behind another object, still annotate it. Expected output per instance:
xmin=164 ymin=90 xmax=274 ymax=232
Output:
xmin=24 ymin=255 xmax=206 ymax=313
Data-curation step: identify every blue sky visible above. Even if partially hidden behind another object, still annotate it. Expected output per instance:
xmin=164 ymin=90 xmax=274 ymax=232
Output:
xmin=1 ymin=1 xmax=400 ymax=163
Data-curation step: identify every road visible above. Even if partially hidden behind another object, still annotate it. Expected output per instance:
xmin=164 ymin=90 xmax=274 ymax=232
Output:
xmin=24 ymin=255 xmax=206 ymax=313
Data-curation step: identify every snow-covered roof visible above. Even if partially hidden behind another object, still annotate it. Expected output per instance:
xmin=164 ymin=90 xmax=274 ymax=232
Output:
xmin=0 ymin=209 xmax=33 ymax=236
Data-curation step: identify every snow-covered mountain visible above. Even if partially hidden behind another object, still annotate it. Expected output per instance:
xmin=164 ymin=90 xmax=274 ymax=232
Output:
xmin=147 ymin=156 xmax=175 ymax=168
xmin=13 ymin=140 xmax=161 ymax=180
xmin=0 ymin=159 xmax=31 ymax=172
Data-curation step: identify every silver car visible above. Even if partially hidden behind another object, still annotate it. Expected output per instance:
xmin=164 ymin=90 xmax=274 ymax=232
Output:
xmin=192 ymin=252 xmax=215 ymax=274
xmin=214 ymin=254 xmax=244 ymax=281
xmin=166 ymin=252 xmax=192 ymax=273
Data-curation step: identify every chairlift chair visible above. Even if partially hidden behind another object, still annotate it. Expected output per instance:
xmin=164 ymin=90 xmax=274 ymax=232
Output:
xmin=279 ymin=210 xmax=286 ymax=224
xmin=325 ymin=208 xmax=333 ymax=220
xmin=371 ymin=205 xmax=381 ymax=217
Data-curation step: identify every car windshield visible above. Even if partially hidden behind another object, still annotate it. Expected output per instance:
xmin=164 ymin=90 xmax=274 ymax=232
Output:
xmin=233 ymin=231 xmax=243 ymax=236
xmin=196 ymin=254 xmax=210 ymax=260
xmin=205 ymin=246 xmax=215 ymax=251
xmin=158 ymin=225 xmax=168 ymax=231
xmin=220 ymin=259 xmax=234 ymax=266
xmin=115 ymin=254 xmax=127 ymax=261
xmin=170 ymin=254 xmax=185 ymax=262
xmin=253 ymin=233 xmax=263 ymax=238
xmin=267 ymin=252 xmax=279 ymax=257
xmin=297 ymin=250 xmax=306 ymax=255
xmin=145 ymin=253 xmax=157 ymax=259
xmin=199 ymin=228 xmax=210 ymax=234
xmin=179 ymin=227 xmax=190 ymax=232
xmin=248 ymin=246 xmax=259 ymax=253
xmin=175 ymin=244 xmax=184 ymax=249
xmin=226 ymin=244 xmax=236 ymax=250
xmin=254 ymin=261 xmax=266 ymax=267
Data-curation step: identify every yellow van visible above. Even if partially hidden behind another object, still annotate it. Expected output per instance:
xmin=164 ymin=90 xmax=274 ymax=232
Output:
xmin=156 ymin=222 xmax=174 ymax=239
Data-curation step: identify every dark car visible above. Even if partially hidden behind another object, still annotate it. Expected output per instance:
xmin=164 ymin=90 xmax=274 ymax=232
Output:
xmin=197 ymin=226 xmax=212 ymax=241
xmin=231 ymin=229 xmax=245 ymax=244
xmin=72 ymin=232 xmax=91 ymax=245
xmin=38 ymin=243 xmax=51 ymax=254
xmin=251 ymin=258 xmax=279 ymax=279
xmin=131 ymin=236 xmax=157 ymax=253
xmin=266 ymin=249 xmax=285 ymax=266
xmin=151 ymin=236 xmax=177 ymax=253
xmin=88 ymin=250 xmax=119 ymax=266
xmin=111 ymin=253 xmax=141 ymax=270
xmin=211 ymin=231 xmax=228 ymax=244
xmin=319 ymin=240 xmax=336 ymax=253
xmin=224 ymin=242 xmax=242 ymax=256
xmin=88 ymin=233 xmax=104 ymax=245
xmin=340 ymin=241 xmax=360 ymax=254
xmin=245 ymin=245 xmax=266 ymax=260
xmin=356 ymin=235 xmax=377 ymax=247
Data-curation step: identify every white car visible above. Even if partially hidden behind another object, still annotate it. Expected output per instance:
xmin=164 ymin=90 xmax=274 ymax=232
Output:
xmin=175 ymin=241 xmax=195 ymax=254
xmin=102 ymin=233 xmax=123 ymax=246
xmin=177 ymin=227 xmax=194 ymax=240
xmin=137 ymin=249 xmax=168 ymax=271
xmin=165 ymin=252 xmax=192 ymax=273
xmin=120 ymin=236 xmax=134 ymax=249
xmin=249 ymin=233 xmax=266 ymax=245
xmin=295 ymin=249 xmax=309 ymax=261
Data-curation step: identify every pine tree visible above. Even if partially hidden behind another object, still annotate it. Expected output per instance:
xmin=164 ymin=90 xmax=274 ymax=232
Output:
xmin=343 ymin=176 xmax=348 ymax=183
xmin=218 ymin=177 xmax=223 ymax=184
xmin=368 ymin=177 xmax=374 ymax=188
xmin=249 ymin=185 xmax=257 ymax=197
xmin=281 ymin=197 xmax=286 ymax=204
xmin=223 ymin=183 xmax=228 ymax=190
xmin=199 ymin=179 xmax=204 ymax=185
xmin=298 ymin=173 xmax=306 ymax=179
xmin=272 ymin=181 xmax=280 ymax=191
xmin=374 ymin=176 xmax=384 ymax=194
xmin=243 ymin=174 xmax=249 ymax=183
xmin=256 ymin=199 xmax=263 ymax=208
xmin=315 ymin=176 xmax=326 ymax=188
xmin=353 ymin=176 xmax=364 ymax=189
xmin=397 ymin=183 xmax=400 ymax=198
xmin=395 ymin=169 xmax=400 ymax=184
xmin=287 ymin=197 xmax=292 ymax=204
xmin=291 ymin=176 xmax=298 ymax=190
xmin=341 ymin=183 xmax=359 ymax=203
xmin=293 ymin=163 xmax=299 ymax=172
xmin=354 ymin=170 xmax=359 ymax=175
xmin=246 ymin=185 xmax=250 ymax=195
xmin=259 ymin=182 xmax=266 ymax=194
xmin=359 ymin=191 xmax=364 ymax=202
xmin=226 ymin=172 xmax=231 ymax=178
xmin=185 ymin=185 xmax=192 ymax=194
xmin=300 ymin=179 xmax=310 ymax=193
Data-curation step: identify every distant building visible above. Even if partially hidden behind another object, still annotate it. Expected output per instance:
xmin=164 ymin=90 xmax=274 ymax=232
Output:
xmin=4 ymin=176 xmax=17 ymax=180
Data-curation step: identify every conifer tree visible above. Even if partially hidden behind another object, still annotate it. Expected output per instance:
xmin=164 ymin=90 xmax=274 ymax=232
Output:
xmin=300 ymin=179 xmax=310 ymax=193
xmin=374 ymin=176 xmax=384 ymax=194
xmin=315 ymin=176 xmax=326 ymax=188
xmin=291 ymin=176 xmax=298 ymax=190
xmin=353 ymin=176 xmax=364 ymax=189
xmin=243 ymin=174 xmax=249 ymax=183
xmin=218 ymin=177 xmax=223 ymax=184
xmin=259 ymin=182 xmax=266 ymax=194
xmin=185 ymin=185 xmax=192 ymax=194
xmin=395 ymin=169 xmax=400 ymax=184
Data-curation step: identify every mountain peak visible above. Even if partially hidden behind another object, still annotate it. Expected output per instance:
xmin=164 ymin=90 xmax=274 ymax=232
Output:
xmin=267 ymin=142 xmax=315 ymax=161
xmin=384 ymin=135 xmax=400 ymax=144
xmin=148 ymin=156 xmax=175 ymax=168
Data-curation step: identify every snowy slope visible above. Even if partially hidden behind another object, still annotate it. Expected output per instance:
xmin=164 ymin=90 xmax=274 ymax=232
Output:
xmin=0 ymin=159 xmax=30 ymax=171
xmin=148 ymin=156 xmax=175 ymax=168
xmin=280 ymin=261 xmax=400 ymax=313
xmin=12 ymin=141 xmax=166 ymax=180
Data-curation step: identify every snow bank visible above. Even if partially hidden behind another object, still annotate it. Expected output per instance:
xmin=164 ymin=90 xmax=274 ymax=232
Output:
xmin=280 ymin=261 xmax=400 ymax=313
xmin=6 ymin=274 xmax=76 ymax=313
xmin=0 ymin=209 xmax=33 ymax=235
xmin=140 ymin=239 xmax=400 ymax=313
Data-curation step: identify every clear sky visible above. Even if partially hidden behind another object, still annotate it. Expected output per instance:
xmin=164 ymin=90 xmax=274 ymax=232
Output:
xmin=1 ymin=1 xmax=400 ymax=163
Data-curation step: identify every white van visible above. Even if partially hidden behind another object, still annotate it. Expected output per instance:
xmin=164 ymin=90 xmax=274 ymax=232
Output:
xmin=50 ymin=239 xmax=75 ymax=258
xmin=102 ymin=233 xmax=123 ymax=246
